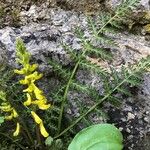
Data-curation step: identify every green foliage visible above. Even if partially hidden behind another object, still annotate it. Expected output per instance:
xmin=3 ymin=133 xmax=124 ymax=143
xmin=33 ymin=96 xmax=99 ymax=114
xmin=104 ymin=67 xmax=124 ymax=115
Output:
xmin=45 ymin=136 xmax=63 ymax=150
xmin=46 ymin=0 xmax=144 ymax=141
xmin=68 ymin=124 xmax=123 ymax=150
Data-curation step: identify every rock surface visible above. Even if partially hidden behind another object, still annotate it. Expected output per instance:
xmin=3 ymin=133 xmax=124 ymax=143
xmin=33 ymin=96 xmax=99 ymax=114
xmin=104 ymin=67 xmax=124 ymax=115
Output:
xmin=0 ymin=1 xmax=150 ymax=150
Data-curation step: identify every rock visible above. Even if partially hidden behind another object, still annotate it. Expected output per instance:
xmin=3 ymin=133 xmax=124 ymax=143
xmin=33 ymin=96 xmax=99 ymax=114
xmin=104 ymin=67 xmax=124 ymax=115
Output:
xmin=104 ymin=0 xmax=150 ymax=26
xmin=0 ymin=41 xmax=7 ymax=68
xmin=56 ymin=0 xmax=103 ymax=12
xmin=140 ymin=0 xmax=150 ymax=10
xmin=105 ymin=0 xmax=150 ymax=11
xmin=127 ymin=112 xmax=135 ymax=121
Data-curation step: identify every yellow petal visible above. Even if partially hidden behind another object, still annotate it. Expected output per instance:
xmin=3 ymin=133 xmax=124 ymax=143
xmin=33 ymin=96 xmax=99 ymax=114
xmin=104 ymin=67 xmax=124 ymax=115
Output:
xmin=33 ymin=85 xmax=47 ymax=100
xmin=19 ymin=78 xmax=29 ymax=85
xmin=32 ymin=99 xmax=50 ymax=110
xmin=23 ymin=83 xmax=35 ymax=93
xmin=34 ymin=86 xmax=43 ymax=96
xmin=13 ymin=109 xmax=18 ymax=118
xmin=31 ymin=100 xmax=41 ymax=105
xmin=13 ymin=123 xmax=20 ymax=136
xmin=14 ymin=69 xmax=25 ymax=75
xmin=0 ymin=105 xmax=12 ymax=112
xmin=29 ymin=64 xmax=38 ymax=72
xmin=35 ymin=93 xmax=45 ymax=101
xmin=24 ymin=93 xmax=32 ymax=106
xmin=1 ymin=102 xmax=8 ymax=106
xmin=39 ymin=122 xmax=49 ymax=137
xmin=24 ymin=72 xmax=43 ymax=83
xmin=31 ymin=111 xmax=42 ymax=124
xmin=5 ymin=113 xmax=13 ymax=120
xmin=38 ymin=103 xmax=51 ymax=110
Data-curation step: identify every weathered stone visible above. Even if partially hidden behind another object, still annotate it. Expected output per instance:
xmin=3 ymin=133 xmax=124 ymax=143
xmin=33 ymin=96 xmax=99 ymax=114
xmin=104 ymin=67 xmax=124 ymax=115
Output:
xmin=105 ymin=0 xmax=150 ymax=11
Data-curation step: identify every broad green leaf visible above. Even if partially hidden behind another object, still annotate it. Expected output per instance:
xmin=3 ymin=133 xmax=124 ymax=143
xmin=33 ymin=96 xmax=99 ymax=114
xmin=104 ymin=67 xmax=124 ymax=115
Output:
xmin=68 ymin=123 xmax=123 ymax=150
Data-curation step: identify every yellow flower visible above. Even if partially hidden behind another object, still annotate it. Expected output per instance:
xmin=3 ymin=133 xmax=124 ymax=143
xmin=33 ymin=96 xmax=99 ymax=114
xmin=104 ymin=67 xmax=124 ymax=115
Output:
xmin=0 ymin=101 xmax=18 ymax=120
xmin=32 ymin=100 xmax=50 ymax=110
xmin=13 ymin=122 xmax=20 ymax=136
xmin=24 ymin=93 xmax=32 ymax=106
xmin=0 ymin=105 xmax=12 ymax=112
xmin=13 ymin=109 xmax=18 ymax=118
xmin=29 ymin=64 xmax=38 ymax=72
xmin=14 ymin=64 xmax=38 ymax=75
xmin=5 ymin=113 xmax=13 ymax=120
xmin=23 ymin=83 xmax=35 ymax=93
xmin=20 ymin=72 xmax=43 ymax=85
xmin=38 ymin=103 xmax=50 ymax=110
xmin=31 ymin=111 xmax=49 ymax=137
xmin=39 ymin=122 xmax=49 ymax=137
xmin=14 ymin=68 xmax=26 ymax=75
xmin=34 ymin=86 xmax=44 ymax=100
xmin=31 ymin=111 xmax=42 ymax=124
xmin=19 ymin=79 xmax=28 ymax=85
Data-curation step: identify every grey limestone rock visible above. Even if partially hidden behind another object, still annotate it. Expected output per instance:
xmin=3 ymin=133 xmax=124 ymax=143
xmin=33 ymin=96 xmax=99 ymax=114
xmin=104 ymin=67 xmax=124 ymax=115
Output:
xmin=105 ymin=0 xmax=150 ymax=11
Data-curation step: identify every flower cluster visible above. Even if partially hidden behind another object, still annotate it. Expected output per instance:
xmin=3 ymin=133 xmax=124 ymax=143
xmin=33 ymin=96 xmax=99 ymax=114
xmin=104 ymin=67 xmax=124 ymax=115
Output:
xmin=15 ymin=66 xmax=50 ymax=110
xmin=0 ymin=91 xmax=20 ymax=136
xmin=14 ymin=39 xmax=50 ymax=137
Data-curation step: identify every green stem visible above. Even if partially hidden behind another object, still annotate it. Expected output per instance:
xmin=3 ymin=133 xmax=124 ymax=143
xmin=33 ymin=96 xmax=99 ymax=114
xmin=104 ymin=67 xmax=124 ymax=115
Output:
xmin=19 ymin=117 xmax=34 ymax=145
xmin=57 ymin=43 xmax=88 ymax=134
xmin=36 ymin=125 xmax=42 ymax=149
xmin=22 ymin=129 xmax=31 ymax=146
xmin=0 ymin=132 xmax=27 ymax=150
xmin=97 ymin=14 xmax=118 ymax=35
xmin=54 ymin=75 xmax=132 ymax=139
xmin=57 ymin=60 xmax=80 ymax=134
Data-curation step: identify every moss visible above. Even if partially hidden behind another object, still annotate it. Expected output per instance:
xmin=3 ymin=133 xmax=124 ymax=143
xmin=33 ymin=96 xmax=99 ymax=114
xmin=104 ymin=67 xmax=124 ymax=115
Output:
xmin=144 ymin=24 xmax=150 ymax=33
xmin=144 ymin=11 xmax=150 ymax=20
xmin=10 ymin=9 xmax=21 ymax=27
xmin=0 ymin=7 xmax=5 ymax=18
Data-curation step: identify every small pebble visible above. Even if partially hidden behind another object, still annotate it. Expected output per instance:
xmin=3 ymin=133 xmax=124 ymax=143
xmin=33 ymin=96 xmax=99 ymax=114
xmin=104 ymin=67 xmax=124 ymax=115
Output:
xmin=144 ymin=117 xmax=149 ymax=122
xmin=127 ymin=112 xmax=135 ymax=120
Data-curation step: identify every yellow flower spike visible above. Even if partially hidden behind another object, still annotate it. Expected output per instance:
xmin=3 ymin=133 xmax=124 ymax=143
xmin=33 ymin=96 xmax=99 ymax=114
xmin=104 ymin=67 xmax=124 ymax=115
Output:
xmin=24 ymin=93 xmax=32 ymax=106
xmin=31 ymin=111 xmax=42 ymax=124
xmin=39 ymin=122 xmax=49 ymax=137
xmin=13 ymin=109 xmax=18 ymax=118
xmin=13 ymin=123 xmax=20 ymax=136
